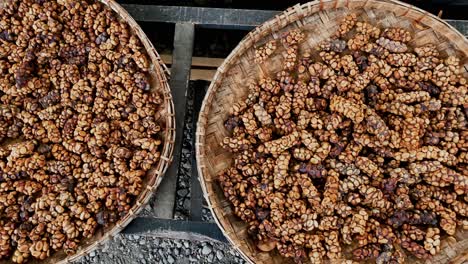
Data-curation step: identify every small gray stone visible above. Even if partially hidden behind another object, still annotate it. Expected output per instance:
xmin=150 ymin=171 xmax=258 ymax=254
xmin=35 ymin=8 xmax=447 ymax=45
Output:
xmin=139 ymin=239 xmax=146 ymax=245
xmin=207 ymin=253 xmax=214 ymax=262
xmin=153 ymin=239 xmax=160 ymax=247
xmin=90 ymin=251 xmax=96 ymax=257
xmin=184 ymin=248 xmax=191 ymax=256
xmin=174 ymin=212 xmax=185 ymax=220
xmin=183 ymin=241 xmax=190 ymax=248
xmin=216 ymin=251 xmax=224 ymax=260
xmin=167 ymin=255 xmax=175 ymax=264
xmin=182 ymin=162 xmax=191 ymax=170
xmin=183 ymin=199 xmax=190 ymax=210
xmin=177 ymin=188 xmax=188 ymax=197
xmin=173 ymin=248 xmax=180 ymax=255
xmin=202 ymin=245 xmax=212 ymax=255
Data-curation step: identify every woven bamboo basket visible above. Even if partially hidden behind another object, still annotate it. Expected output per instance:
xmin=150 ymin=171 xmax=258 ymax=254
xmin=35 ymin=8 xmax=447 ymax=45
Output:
xmin=196 ymin=0 xmax=468 ymax=263
xmin=0 ymin=0 xmax=176 ymax=263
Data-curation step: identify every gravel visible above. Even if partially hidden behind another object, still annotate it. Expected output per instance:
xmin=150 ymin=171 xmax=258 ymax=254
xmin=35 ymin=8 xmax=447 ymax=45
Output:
xmin=171 ymin=81 xmax=214 ymax=222
xmin=216 ymin=251 xmax=224 ymax=260
xmin=202 ymin=244 xmax=213 ymax=255
xmin=173 ymin=82 xmax=195 ymax=220
xmin=74 ymin=235 xmax=246 ymax=264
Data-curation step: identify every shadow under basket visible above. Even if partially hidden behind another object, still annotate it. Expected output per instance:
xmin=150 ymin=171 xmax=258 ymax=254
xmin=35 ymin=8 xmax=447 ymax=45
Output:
xmin=195 ymin=0 xmax=468 ymax=263
xmin=0 ymin=0 xmax=176 ymax=263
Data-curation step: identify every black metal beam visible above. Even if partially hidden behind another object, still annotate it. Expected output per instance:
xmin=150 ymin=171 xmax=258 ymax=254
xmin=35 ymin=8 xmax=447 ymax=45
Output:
xmin=122 ymin=217 xmax=228 ymax=243
xmin=428 ymin=0 xmax=468 ymax=5
xmin=122 ymin=4 xmax=278 ymax=28
xmin=189 ymin=85 xmax=206 ymax=221
xmin=124 ymin=5 xmax=468 ymax=35
xmin=152 ymin=23 xmax=195 ymax=219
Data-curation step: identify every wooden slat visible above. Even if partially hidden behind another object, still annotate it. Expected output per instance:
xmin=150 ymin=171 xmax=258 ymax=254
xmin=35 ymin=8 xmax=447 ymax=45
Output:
xmin=166 ymin=68 xmax=216 ymax=81
xmin=161 ymin=54 xmax=224 ymax=68
xmin=189 ymin=69 xmax=216 ymax=81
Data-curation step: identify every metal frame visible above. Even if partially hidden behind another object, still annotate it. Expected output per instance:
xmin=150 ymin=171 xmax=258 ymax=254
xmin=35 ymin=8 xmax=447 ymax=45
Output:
xmin=123 ymin=218 xmax=227 ymax=243
xmin=123 ymin=4 xmax=468 ymax=33
xmin=122 ymin=4 xmax=278 ymax=29
xmin=152 ymin=23 xmax=195 ymax=220
xmin=122 ymin=4 xmax=468 ymax=242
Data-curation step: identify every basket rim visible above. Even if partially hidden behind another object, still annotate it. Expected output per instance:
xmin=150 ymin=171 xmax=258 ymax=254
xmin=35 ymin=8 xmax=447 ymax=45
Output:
xmin=195 ymin=0 xmax=468 ymax=263
xmin=52 ymin=0 xmax=176 ymax=263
